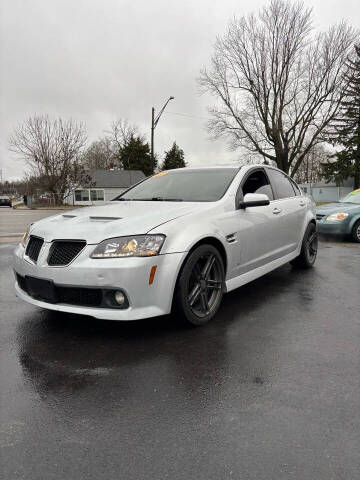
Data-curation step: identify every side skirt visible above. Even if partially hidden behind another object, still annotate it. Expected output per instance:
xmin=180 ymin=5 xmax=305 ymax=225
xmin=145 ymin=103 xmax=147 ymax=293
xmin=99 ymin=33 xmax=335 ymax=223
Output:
xmin=225 ymin=249 xmax=300 ymax=293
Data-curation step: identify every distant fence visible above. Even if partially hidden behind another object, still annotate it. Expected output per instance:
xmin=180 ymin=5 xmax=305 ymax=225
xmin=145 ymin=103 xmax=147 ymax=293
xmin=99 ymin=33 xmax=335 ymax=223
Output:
xmin=299 ymin=184 xmax=353 ymax=202
xmin=26 ymin=193 xmax=64 ymax=207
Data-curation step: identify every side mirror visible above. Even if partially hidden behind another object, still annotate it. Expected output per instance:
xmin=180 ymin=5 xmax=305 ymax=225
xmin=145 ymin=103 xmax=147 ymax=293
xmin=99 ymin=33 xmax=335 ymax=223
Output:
xmin=238 ymin=193 xmax=270 ymax=209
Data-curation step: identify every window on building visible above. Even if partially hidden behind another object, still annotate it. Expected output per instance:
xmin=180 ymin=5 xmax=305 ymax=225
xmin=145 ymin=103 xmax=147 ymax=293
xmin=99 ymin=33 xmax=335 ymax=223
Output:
xmin=75 ymin=189 xmax=89 ymax=201
xmin=90 ymin=189 xmax=105 ymax=201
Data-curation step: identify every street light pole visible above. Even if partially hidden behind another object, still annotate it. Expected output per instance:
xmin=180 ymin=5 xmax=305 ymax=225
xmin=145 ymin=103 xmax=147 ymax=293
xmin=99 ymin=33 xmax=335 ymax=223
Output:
xmin=151 ymin=107 xmax=155 ymax=163
xmin=151 ymin=96 xmax=174 ymax=163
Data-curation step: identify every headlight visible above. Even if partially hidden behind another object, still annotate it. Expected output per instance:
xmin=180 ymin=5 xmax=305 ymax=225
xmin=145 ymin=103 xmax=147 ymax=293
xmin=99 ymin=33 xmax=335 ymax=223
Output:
xmin=20 ymin=227 xmax=30 ymax=248
xmin=91 ymin=235 xmax=165 ymax=258
xmin=325 ymin=212 xmax=349 ymax=222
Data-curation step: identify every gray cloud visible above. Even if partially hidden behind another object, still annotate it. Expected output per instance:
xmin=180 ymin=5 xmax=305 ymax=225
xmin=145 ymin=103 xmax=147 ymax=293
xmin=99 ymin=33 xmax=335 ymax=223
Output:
xmin=1 ymin=0 xmax=359 ymax=180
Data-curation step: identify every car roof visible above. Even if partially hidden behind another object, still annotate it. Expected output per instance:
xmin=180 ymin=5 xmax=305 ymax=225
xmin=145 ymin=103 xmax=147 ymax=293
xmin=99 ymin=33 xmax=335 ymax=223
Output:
xmin=172 ymin=164 xmax=284 ymax=173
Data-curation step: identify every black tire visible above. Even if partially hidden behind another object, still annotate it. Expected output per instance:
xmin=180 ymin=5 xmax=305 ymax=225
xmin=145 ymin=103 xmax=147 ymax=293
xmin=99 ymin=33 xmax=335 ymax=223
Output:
xmin=290 ymin=222 xmax=318 ymax=269
xmin=175 ymin=244 xmax=225 ymax=326
xmin=351 ymin=220 xmax=360 ymax=243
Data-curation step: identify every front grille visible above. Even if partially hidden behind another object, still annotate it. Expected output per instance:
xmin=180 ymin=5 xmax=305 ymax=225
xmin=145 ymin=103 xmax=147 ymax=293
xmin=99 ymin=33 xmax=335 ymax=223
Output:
xmin=25 ymin=236 xmax=44 ymax=262
xmin=57 ymin=286 xmax=102 ymax=306
xmin=316 ymin=214 xmax=325 ymax=220
xmin=48 ymin=240 xmax=86 ymax=266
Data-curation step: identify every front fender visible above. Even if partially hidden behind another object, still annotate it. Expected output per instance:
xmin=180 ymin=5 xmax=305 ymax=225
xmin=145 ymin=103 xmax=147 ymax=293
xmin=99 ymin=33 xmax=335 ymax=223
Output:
xmin=349 ymin=214 xmax=360 ymax=232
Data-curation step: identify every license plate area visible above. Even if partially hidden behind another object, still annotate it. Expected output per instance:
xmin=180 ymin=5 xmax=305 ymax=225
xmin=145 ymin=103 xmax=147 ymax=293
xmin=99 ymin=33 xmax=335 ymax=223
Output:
xmin=25 ymin=276 xmax=56 ymax=303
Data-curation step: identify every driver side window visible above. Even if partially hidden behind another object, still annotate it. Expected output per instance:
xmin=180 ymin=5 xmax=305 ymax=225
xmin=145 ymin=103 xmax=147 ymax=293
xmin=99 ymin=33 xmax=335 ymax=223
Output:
xmin=237 ymin=169 xmax=274 ymax=203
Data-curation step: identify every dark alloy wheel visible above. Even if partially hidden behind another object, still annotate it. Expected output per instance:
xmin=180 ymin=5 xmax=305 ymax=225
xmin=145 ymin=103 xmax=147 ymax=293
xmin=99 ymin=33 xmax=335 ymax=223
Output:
xmin=291 ymin=222 xmax=318 ymax=268
xmin=175 ymin=244 xmax=225 ymax=326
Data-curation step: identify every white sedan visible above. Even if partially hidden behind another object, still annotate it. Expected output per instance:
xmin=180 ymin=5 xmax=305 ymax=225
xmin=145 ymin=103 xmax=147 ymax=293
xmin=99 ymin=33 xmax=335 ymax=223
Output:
xmin=13 ymin=165 xmax=317 ymax=325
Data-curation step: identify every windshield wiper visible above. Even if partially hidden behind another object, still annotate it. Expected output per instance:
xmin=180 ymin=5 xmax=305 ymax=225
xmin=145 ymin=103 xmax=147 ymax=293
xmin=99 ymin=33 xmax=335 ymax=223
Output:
xmin=151 ymin=197 xmax=183 ymax=201
xmin=127 ymin=197 xmax=184 ymax=202
xmin=115 ymin=197 xmax=183 ymax=202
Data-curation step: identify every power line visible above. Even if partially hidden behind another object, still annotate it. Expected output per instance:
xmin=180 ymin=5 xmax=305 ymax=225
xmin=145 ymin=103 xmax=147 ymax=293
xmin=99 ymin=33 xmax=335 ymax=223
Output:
xmin=163 ymin=111 xmax=209 ymax=121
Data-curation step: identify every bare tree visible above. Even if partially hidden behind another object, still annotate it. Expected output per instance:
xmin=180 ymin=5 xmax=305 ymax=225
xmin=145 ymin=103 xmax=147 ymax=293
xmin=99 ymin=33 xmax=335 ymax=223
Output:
xmin=9 ymin=115 xmax=87 ymax=201
xmin=81 ymin=137 xmax=115 ymax=171
xmin=293 ymin=144 xmax=330 ymax=184
xmin=106 ymin=119 xmax=144 ymax=165
xmin=199 ymin=0 xmax=357 ymax=176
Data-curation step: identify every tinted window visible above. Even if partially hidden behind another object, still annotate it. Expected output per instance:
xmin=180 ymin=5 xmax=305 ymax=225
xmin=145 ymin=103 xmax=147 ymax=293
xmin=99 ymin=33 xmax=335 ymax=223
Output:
xmin=266 ymin=169 xmax=295 ymax=199
xmin=114 ymin=168 xmax=238 ymax=202
xmin=240 ymin=169 xmax=274 ymax=200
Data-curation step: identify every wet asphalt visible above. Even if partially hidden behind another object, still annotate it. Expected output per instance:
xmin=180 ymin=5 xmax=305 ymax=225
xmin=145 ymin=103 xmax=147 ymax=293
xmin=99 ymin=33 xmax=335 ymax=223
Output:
xmin=1 ymin=240 xmax=359 ymax=480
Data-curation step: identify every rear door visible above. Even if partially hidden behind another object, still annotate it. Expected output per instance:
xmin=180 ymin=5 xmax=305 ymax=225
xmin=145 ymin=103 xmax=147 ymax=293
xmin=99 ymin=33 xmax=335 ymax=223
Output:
xmin=265 ymin=168 xmax=306 ymax=254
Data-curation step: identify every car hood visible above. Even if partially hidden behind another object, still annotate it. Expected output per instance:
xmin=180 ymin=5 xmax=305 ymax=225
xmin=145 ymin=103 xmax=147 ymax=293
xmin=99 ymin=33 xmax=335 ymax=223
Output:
xmin=316 ymin=202 xmax=360 ymax=215
xmin=29 ymin=201 xmax=210 ymax=244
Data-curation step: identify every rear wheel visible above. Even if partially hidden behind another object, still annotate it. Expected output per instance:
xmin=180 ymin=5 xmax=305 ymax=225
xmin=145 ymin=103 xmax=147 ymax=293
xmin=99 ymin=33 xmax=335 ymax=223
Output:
xmin=290 ymin=222 xmax=318 ymax=268
xmin=175 ymin=244 xmax=225 ymax=326
xmin=351 ymin=220 xmax=360 ymax=243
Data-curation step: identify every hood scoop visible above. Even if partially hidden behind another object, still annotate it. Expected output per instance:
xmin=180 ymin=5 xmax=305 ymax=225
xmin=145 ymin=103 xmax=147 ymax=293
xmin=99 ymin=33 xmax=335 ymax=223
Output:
xmin=89 ymin=216 xmax=122 ymax=222
xmin=62 ymin=214 xmax=77 ymax=219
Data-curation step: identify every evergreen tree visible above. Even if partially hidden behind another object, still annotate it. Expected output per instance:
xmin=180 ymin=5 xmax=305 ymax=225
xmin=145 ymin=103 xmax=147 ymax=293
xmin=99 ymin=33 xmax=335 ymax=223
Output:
xmin=161 ymin=142 xmax=186 ymax=170
xmin=323 ymin=44 xmax=360 ymax=189
xmin=120 ymin=135 xmax=156 ymax=176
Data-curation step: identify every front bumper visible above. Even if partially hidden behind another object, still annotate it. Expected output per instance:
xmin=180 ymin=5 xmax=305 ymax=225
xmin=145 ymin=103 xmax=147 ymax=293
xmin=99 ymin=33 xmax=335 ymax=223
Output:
xmin=316 ymin=219 xmax=350 ymax=235
xmin=13 ymin=243 xmax=187 ymax=320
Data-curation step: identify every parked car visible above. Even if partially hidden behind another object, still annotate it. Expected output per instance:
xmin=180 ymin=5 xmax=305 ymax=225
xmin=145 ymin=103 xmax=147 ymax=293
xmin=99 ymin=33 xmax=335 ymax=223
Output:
xmin=14 ymin=165 xmax=317 ymax=325
xmin=316 ymin=188 xmax=360 ymax=243
xmin=0 ymin=195 xmax=12 ymax=207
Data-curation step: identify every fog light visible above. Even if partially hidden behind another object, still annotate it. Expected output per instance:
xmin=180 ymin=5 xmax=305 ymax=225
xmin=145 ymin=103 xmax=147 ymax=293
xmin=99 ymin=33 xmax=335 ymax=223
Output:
xmin=114 ymin=290 xmax=125 ymax=305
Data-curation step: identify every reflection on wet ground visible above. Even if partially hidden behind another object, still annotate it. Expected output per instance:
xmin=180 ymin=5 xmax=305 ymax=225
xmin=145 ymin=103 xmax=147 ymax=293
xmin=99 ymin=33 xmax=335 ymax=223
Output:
xmin=1 ymin=242 xmax=359 ymax=480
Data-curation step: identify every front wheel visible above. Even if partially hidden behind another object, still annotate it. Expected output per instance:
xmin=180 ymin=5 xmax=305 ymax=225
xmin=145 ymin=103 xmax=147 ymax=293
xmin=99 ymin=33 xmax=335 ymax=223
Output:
xmin=290 ymin=222 xmax=318 ymax=268
xmin=175 ymin=244 xmax=225 ymax=326
xmin=351 ymin=220 xmax=360 ymax=243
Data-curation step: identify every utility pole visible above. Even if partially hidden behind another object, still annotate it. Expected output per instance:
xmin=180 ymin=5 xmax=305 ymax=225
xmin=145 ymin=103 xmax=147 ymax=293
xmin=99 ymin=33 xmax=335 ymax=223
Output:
xmin=151 ymin=96 xmax=174 ymax=163
xmin=151 ymin=107 xmax=155 ymax=163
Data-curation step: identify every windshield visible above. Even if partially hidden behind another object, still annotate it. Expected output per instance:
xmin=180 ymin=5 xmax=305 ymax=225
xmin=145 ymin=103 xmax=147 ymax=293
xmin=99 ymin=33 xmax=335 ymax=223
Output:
xmin=113 ymin=168 xmax=239 ymax=202
xmin=340 ymin=189 xmax=360 ymax=204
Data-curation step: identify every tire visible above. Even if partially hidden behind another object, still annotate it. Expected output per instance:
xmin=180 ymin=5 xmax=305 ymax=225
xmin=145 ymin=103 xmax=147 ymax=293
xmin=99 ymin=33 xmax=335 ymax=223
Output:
xmin=351 ymin=220 xmax=360 ymax=243
xmin=290 ymin=222 xmax=318 ymax=269
xmin=175 ymin=244 xmax=225 ymax=326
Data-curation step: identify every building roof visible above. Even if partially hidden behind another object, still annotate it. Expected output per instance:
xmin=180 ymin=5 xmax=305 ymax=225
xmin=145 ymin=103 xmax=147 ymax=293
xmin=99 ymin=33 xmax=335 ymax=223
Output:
xmin=90 ymin=169 xmax=146 ymax=188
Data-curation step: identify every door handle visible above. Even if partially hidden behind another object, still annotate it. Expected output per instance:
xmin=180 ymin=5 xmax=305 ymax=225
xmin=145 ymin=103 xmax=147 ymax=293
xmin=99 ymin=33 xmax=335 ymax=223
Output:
xmin=273 ymin=207 xmax=282 ymax=215
xmin=299 ymin=201 xmax=306 ymax=207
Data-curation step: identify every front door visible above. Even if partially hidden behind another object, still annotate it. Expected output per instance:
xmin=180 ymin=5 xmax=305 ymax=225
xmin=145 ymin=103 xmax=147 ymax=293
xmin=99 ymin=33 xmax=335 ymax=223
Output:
xmin=233 ymin=168 xmax=285 ymax=275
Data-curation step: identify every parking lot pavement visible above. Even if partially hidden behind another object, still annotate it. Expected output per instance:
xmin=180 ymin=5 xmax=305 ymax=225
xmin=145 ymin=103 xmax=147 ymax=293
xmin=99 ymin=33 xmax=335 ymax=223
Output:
xmin=1 ymin=240 xmax=359 ymax=480
xmin=0 ymin=208 xmax=64 ymax=241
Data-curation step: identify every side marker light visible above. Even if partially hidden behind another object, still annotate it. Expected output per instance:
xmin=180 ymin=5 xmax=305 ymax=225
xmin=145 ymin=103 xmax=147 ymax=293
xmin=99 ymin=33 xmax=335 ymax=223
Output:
xmin=149 ymin=266 xmax=157 ymax=285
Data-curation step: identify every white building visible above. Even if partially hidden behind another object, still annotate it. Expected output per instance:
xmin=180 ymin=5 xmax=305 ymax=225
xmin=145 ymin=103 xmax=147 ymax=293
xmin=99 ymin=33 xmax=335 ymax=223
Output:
xmin=65 ymin=169 xmax=146 ymax=206
xmin=298 ymin=177 xmax=354 ymax=203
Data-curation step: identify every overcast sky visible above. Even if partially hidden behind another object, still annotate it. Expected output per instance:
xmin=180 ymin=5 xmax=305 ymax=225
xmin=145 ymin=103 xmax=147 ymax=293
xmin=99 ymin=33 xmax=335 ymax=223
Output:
xmin=1 ymin=0 xmax=360 ymax=181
